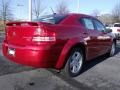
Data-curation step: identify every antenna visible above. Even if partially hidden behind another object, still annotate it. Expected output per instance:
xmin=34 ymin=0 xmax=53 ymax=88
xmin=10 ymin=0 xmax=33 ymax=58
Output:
xmin=50 ymin=7 xmax=56 ymax=15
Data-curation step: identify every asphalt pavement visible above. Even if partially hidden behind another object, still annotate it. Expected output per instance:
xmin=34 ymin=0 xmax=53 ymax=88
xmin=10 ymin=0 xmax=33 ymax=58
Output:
xmin=0 ymin=35 xmax=120 ymax=90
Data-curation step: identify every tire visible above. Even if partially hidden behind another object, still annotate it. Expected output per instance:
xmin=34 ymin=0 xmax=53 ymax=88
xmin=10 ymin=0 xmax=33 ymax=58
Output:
xmin=109 ymin=42 xmax=116 ymax=56
xmin=62 ymin=47 xmax=84 ymax=77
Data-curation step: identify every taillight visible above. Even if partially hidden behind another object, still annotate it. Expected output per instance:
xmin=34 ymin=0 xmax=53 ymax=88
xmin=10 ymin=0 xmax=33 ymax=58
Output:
xmin=32 ymin=27 xmax=56 ymax=42
xmin=117 ymin=29 xmax=120 ymax=32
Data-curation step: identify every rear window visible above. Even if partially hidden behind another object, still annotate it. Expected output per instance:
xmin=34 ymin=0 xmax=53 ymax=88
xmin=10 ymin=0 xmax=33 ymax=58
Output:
xmin=114 ymin=24 xmax=120 ymax=27
xmin=33 ymin=14 xmax=67 ymax=24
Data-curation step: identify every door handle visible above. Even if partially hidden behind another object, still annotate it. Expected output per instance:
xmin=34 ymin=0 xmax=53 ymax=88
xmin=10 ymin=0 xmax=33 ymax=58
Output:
xmin=83 ymin=32 xmax=88 ymax=34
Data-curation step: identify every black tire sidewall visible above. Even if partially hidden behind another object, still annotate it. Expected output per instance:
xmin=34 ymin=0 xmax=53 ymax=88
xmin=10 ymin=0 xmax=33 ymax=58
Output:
xmin=110 ymin=42 xmax=116 ymax=56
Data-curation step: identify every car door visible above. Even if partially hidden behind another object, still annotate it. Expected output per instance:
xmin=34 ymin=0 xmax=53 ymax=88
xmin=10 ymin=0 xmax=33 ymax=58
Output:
xmin=79 ymin=17 xmax=101 ymax=60
xmin=93 ymin=19 xmax=111 ymax=55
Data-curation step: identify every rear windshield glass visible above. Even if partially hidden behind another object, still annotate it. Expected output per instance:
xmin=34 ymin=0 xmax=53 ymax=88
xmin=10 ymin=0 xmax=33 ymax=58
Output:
xmin=114 ymin=24 xmax=120 ymax=27
xmin=33 ymin=14 xmax=67 ymax=24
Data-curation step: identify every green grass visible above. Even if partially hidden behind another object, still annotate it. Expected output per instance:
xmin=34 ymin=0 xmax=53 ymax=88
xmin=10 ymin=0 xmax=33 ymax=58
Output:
xmin=0 ymin=30 xmax=5 ymax=33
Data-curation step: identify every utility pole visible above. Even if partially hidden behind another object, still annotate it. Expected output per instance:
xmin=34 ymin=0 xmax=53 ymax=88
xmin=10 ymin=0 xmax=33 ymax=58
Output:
xmin=78 ymin=0 xmax=80 ymax=13
xmin=17 ymin=4 xmax=24 ymax=20
xmin=29 ymin=0 xmax=32 ymax=21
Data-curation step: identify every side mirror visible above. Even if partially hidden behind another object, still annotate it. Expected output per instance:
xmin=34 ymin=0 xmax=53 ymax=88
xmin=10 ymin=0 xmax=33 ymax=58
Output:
xmin=105 ymin=29 xmax=112 ymax=33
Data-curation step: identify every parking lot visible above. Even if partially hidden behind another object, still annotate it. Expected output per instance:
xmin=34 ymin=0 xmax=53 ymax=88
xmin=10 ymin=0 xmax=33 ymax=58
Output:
xmin=0 ymin=35 xmax=120 ymax=90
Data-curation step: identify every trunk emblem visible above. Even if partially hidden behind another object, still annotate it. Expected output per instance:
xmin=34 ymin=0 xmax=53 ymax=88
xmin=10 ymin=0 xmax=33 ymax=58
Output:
xmin=13 ymin=32 xmax=16 ymax=36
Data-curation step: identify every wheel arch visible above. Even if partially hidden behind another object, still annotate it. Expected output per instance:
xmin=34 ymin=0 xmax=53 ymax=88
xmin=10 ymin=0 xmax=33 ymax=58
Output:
xmin=55 ymin=40 xmax=86 ymax=70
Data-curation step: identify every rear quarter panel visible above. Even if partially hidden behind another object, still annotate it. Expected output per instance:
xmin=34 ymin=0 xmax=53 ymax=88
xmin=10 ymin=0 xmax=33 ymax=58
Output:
xmin=44 ymin=25 xmax=87 ymax=69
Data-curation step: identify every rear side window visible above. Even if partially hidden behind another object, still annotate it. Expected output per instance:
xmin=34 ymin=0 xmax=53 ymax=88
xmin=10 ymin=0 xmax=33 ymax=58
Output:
xmin=80 ymin=18 xmax=94 ymax=30
xmin=33 ymin=14 xmax=67 ymax=24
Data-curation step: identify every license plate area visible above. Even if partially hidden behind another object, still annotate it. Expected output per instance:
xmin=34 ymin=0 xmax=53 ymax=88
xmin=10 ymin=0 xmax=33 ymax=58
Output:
xmin=8 ymin=47 xmax=15 ymax=56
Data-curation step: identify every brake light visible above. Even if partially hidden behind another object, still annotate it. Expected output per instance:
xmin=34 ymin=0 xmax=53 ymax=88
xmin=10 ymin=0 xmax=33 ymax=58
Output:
xmin=117 ymin=29 xmax=120 ymax=32
xmin=32 ymin=27 xmax=56 ymax=42
xmin=34 ymin=28 xmax=44 ymax=36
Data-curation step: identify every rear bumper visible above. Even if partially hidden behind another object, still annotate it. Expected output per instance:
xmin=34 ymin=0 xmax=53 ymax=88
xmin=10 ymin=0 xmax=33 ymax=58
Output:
xmin=113 ymin=31 xmax=120 ymax=39
xmin=2 ymin=42 xmax=59 ymax=68
xmin=115 ymin=33 xmax=120 ymax=39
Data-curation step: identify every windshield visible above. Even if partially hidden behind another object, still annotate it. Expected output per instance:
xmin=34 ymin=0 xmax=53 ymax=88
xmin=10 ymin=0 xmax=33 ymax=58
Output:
xmin=114 ymin=24 xmax=120 ymax=27
xmin=33 ymin=14 xmax=67 ymax=24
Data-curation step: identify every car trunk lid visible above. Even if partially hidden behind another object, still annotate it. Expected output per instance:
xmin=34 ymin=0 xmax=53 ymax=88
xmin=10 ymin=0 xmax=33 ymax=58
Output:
xmin=6 ymin=22 xmax=39 ymax=46
xmin=5 ymin=22 xmax=56 ymax=46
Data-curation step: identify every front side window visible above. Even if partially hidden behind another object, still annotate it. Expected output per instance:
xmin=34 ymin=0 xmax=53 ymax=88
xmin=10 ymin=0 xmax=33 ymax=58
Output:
xmin=93 ymin=19 xmax=105 ymax=32
xmin=80 ymin=18 xmax=94 ymax=30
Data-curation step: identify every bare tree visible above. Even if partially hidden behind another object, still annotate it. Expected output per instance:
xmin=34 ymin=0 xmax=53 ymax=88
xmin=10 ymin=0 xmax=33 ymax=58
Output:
xmin=32 ymin=0 xmax=45 ymax=20
xmin=91 ymin=9 xmax=100 ymax=18
xmin=56 ymin=0 xmax=69 ymax=14
xmin=112 ymin=2 xmax=120 ymax=23
xmin=99 ymin=14 xmax=113 ymax=24
xmin=0 ymin=0 xmax=13 ymax=27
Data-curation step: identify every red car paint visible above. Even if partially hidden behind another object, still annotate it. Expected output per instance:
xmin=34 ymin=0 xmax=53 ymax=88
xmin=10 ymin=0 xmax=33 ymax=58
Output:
xmin=2 ymin=14 xmax=114 ymax=69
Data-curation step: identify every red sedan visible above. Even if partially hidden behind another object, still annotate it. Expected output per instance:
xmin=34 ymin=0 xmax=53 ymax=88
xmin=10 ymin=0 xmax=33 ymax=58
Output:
xmin=2 ymin=13 xmax=116 ymax=77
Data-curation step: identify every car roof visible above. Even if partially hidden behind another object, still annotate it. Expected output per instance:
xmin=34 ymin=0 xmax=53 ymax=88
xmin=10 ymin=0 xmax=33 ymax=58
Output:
xmin=68 ymin=13 xmax=94 ymax=17
xmin=114 ymin=23 xmax=120 ymax=25
xmin=54 ymin=13 xmax=94 ymax=18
